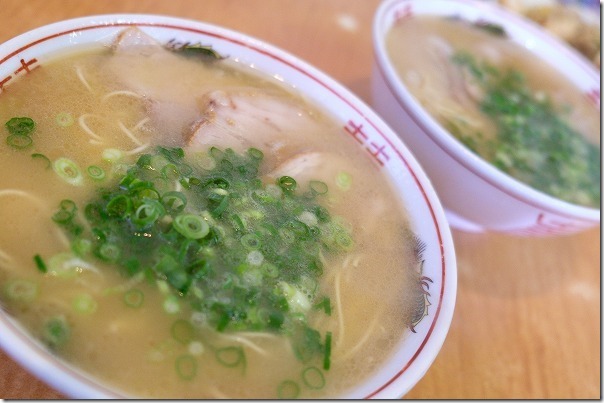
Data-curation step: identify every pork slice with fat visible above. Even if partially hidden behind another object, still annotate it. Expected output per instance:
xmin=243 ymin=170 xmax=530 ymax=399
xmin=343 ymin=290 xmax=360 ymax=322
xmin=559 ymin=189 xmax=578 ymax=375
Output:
xmin=185 ymin=88 xmax=324 ymax=161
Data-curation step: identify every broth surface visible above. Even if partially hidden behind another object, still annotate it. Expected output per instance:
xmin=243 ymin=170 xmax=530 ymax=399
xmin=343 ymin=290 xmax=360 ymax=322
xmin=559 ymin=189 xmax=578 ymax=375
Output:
xmin=0 ymin=33 xmax=420 ymax=398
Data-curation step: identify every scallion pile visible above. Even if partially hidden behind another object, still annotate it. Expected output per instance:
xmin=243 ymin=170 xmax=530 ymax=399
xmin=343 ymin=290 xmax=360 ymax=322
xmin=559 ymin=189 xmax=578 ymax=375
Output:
xmin=48 ymin=145 xmax=349 ymax=371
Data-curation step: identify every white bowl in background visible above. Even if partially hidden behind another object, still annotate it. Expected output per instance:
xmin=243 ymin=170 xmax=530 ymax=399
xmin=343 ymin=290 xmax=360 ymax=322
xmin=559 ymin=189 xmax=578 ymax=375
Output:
xmin=0 ymin=14 xmax=456 ymax=399
xmin=372 ymin=0 xmax=600 ymax=236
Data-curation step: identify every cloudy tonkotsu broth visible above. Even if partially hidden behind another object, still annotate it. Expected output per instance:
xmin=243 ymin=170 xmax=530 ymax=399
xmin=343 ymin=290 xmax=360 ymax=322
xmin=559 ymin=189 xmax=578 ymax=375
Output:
xmin=0 ymin=29 xmax=422 ymax=398
xmin=386 ymin=16 xmax=601 ymax=208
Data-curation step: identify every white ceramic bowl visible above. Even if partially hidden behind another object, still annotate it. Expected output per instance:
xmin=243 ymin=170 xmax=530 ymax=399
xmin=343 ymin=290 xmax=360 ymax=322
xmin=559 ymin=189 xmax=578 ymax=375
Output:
xmin=0 ymin=14 xmax=456 ymax=399
xmin=372 ymin=0 xmax=601 ymax=236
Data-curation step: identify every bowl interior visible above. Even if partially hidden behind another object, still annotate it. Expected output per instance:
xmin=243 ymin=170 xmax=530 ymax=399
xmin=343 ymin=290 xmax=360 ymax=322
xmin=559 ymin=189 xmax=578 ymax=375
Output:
xmin=372 ymin=0 xmax=600 ymax=228
xmin=0 ymin=14 xmax=456 ymax=398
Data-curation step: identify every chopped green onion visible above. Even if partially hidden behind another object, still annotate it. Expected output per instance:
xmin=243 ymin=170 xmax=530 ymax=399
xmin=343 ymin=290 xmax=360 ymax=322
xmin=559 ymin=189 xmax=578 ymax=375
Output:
xmin=246 ymin=250 xmax=264 ymax=266
xmin=323 ymin=331 xmax=332 ymax=370
xmin=265 ymin=183 xmax=283 ymax=199
xmin=309 ymin=180 xmax=328 ymax=195
xmin=175 ymin=354 xmax=197 ymax=380
xmin=334 ymin=231 xmax=354 ymax=251
xmin=55 ymin=112 xmax=74 ymax=127
xmin=252 ymin=189 xmax=276 ymax=204
xmin=48 ymin=146 xmax=353 ymax=367
xmin=194 ymin=153 xmax=216 ymax=170
xmin=297 ymin=211 xmax=318 ymax=227
xmin=33 ymin=254 xmax=47 ymax=273
xmin=261 ymin=262 xmax=279 ymax=279
xmin=106 ymin=195 xmax=132 ymax=218
xmin=230 ymin=213 xmax=246 ymax=232
xmin=6 ymin=134 xmax=32 ymax=149
xmin=247 ymin=147 xmax=264 ymax=160
xmin=158 ymin=146 xmax=185 ymax=162
xmin=72 ymin=238 xmax=92 ymax=257
xmin=171 ymin=319 xmax=195 ymax=344
xmin=161 ymin=191 xmax=187 ymax=214
xmin=450 ymin=51 xmax=600 ymax=207
xmin=156 ymin=280 xmax=170 ymax=295
xmin=474 ymin=21 xmax=507 ymax=37
xmin=173 ymin=214 xmax=209 ymax=239
xmin=215 ymin=346 xmax=246 ymax=369
xmin=335 ymin=172 xmax=352 ymax=191
xmin=86 ymin=165 xmax=105 ymax=181
xmin=102 ymin=148 xmax=123 ymax=163
xmin=162 ymin=163 xmax=180 ymax=180
xmin=42 ymin=315 xmax=70 ymax=348
xmin=60 ymin=199 xmax=77 ymax=213
xmin=5 ymin=117 xmax=35 ymax=136
xmin=313 ymin=296 xmax=331 ymax=316
xmin=277 ymin=380 xmax=300 ymax=399
xmin=163 ymin=294 xmax=180 ymax=314
xmin=47 ymin=252 xmax=96 ymax=278
xmin=169 ymin=41 xmax=225 ymax=60
xmin=302 ymin=366 xmax=326 ymax=389
xmin=313 ymin=205 xmax=331 ymax=222
xmin=98 ymin=243 xmax=121 ymax=263
xmin=123 ymin=288 xmax=144 ymax=308
xmin=286 ymin=219 xmax=310 ymax=239
xmin=53 ymin=157 xmax=83 ymax=186
xmin=279 ymin=228 xmax=296 ymax=244
xmin=209 ymin=146 xmax=224 ymax=160
xmin=240 ymin=233 xmax=261 ymax=249
xmin=209 ymin=193 xmax=229 ymax=217
xmin=132 ymin=199 xmax=165 ymax=228
xmin=4 ymin=279 xmax=38 ymax=302
xmin=280 ymin=282 xmax=312 ymax=314
xmin=31 ymin=153 xmax=51 ymax=169
xmin=72 ymin=293 xmax=97 ymax=314
xmin=278 ymin=176 xmax=297 ymax=192
xmin=188 ymin=341 xmax=204 ymax=356
xmin=52 ymin=209 xmax=73 ymax=224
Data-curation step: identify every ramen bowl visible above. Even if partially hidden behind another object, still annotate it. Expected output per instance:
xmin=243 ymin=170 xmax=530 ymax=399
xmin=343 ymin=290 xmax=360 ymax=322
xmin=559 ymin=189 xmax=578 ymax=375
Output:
xmin=0 ymin=14 xmax=456 ymax=399
xmin=372 ymin=0 xmax=600 ymax=236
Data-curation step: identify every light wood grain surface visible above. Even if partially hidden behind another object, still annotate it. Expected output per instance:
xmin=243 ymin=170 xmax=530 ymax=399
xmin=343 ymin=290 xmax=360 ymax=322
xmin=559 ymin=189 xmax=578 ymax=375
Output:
xmin=0 ymin=0 xmax=600 ymax=399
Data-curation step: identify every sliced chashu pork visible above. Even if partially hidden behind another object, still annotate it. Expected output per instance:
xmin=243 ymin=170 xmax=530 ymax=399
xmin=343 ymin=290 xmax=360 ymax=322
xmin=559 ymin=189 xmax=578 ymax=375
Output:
xmin=265 ymin=151 xmax=388 ymax=232
xmin=110 ymin=27 xmax=325 ymax=160
xmin=185 ymin=88 xmax=324 ymax=162
xmin=107 ymin=27 xmax=207 ymax=138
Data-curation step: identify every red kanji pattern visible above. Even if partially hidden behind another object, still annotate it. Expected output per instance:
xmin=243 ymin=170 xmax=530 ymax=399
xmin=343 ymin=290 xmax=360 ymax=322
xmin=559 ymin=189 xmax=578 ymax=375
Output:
xmin=14 ymin=57 xmax=39 ymax=75
xmin=0 ymin=57 xmax=39 ymax=94
xmin=366 ymin=141 xmax=390 ymax=166
xmin=344 ymin=119 xmax=368 ymax=144
xmin=394 ymin=4 xmax=413 ymax=23
xmin=0 ymin=75 xmax=12 ymax=92
xmin=506 ymin=213 xmax=592 ymax=236
xmin=343 ymin=120 xmax=390 ymax=166
xmin=586 ymin=88 xmax=600 ymax=107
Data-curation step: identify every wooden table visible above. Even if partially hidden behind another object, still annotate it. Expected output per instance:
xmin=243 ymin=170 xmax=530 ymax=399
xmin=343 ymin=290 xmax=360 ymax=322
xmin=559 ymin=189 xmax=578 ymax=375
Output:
xmin=0 ymin=0 xmax=600 ymax=399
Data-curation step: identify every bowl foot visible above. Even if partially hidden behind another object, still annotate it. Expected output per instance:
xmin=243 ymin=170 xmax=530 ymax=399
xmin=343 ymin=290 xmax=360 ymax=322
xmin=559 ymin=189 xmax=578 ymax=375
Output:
xmin=445 ymin=209 xmax=485 ymax=233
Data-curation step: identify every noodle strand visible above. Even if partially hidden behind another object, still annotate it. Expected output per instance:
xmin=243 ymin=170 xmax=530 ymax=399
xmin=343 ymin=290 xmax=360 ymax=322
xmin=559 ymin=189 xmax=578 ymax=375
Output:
xmin=75 ymin=65 xmax=93 ymax=92
xmin=333 ymin=271 xmax=345 ymax=349
xmin=217 ymin=333 xmax=269 ymax=356
xmin=0 ymin=189 xmax=45 ymax=205
xmin=78 ymin=114 xmax=104 ymax=142
xmin=332 ymin=313 xmax=380 ymax=363
xmin=124 ymin=143 xmax=150 ymax=156
xmin=101 ymin=90 xmax=144 ymax=103
xmin=132 ymin=117 xmax=150 ymax=132
xmin=118 ymin=120 xmax=144 ymax=146
xmin=0 ymin=248 xmax=14 ymax=267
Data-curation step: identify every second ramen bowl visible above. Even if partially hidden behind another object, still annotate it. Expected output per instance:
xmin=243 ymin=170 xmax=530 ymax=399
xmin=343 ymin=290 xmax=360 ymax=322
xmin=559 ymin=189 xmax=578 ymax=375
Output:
xmin=372 ymin=0 xmax=601 ymax=236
